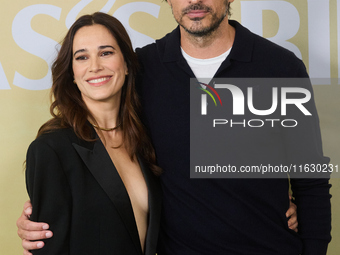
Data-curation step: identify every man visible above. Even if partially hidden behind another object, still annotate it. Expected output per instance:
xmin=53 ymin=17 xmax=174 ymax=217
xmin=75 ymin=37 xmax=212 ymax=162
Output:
xmin=17 ymin=0 xmax=331 ymax=254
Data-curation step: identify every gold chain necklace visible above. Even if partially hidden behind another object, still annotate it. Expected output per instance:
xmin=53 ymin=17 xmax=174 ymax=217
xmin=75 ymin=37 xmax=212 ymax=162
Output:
xmin=90 ymin=122 xmax=121 ymax=131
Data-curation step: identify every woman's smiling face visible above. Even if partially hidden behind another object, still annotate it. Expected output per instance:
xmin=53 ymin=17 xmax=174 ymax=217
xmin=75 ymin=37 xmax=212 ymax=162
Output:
xmin=72 ymin=24 xmax=128 ymax=105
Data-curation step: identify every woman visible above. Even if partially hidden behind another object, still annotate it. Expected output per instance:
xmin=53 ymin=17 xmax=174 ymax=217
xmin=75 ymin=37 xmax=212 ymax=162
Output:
xmin=24 ymin=12 xmax=161 ymax=255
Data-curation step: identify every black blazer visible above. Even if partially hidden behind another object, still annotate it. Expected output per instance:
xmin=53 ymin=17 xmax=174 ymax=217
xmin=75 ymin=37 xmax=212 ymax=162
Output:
xmin=26 ymin=127 xmax=162 ymax=255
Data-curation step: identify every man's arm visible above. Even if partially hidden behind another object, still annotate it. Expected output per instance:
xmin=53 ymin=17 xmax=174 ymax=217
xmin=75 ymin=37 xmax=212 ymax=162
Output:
xmin=285 ymin=67 xmax=332 ymax=254
xmin=16 ymin=199 xmax=298 ymax=255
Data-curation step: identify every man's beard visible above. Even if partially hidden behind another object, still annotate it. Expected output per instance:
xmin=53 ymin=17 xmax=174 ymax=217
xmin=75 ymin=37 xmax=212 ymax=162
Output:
xmin=175 ymin=3 xmax=228 ymax=37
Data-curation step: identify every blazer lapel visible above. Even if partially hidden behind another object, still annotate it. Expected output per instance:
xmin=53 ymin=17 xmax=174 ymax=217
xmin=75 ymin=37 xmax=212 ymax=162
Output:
xmin=139 ymin=158 xmax=162 ymax=255
xmin=72 ymin=139 xmax=142 ymax=254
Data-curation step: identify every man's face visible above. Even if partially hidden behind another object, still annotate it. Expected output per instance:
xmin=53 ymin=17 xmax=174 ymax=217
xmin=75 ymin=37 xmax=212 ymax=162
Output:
xmin=167 ymin=0 xmax=232 ymax=37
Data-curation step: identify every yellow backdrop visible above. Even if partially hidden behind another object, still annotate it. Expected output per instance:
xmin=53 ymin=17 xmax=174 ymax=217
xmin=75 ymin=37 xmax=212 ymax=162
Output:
xmin=0 ymin=0 xmax=339 ymax=254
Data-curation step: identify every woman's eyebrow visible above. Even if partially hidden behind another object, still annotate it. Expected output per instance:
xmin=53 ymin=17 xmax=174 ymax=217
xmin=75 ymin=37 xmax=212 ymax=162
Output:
xmin=73 ymin=45 xmax=115 ymax=57
xmin=98 ymin=45 xmax=115 ymax=50
xmin=73 ymin=48 xmax=86 ymax=57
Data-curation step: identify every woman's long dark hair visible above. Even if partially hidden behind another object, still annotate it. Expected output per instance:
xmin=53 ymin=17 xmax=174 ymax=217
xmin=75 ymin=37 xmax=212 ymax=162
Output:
xmin=38 ymin=12 xmax=161 ymax=175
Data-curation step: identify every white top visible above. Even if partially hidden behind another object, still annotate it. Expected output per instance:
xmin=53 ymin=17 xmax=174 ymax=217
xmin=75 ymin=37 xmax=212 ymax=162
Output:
xmin=181 ymin=47 xmax=231 ymax=84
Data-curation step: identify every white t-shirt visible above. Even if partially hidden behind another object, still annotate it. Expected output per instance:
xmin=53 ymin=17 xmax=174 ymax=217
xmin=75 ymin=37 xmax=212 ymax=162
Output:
xmin=181 ymin=47 xmax=231 ymax=84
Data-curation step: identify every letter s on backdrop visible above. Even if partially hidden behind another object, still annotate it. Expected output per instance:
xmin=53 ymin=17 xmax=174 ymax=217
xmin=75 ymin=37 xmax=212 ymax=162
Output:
xmin=12 ymin=5 xmax=61 ymax=90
